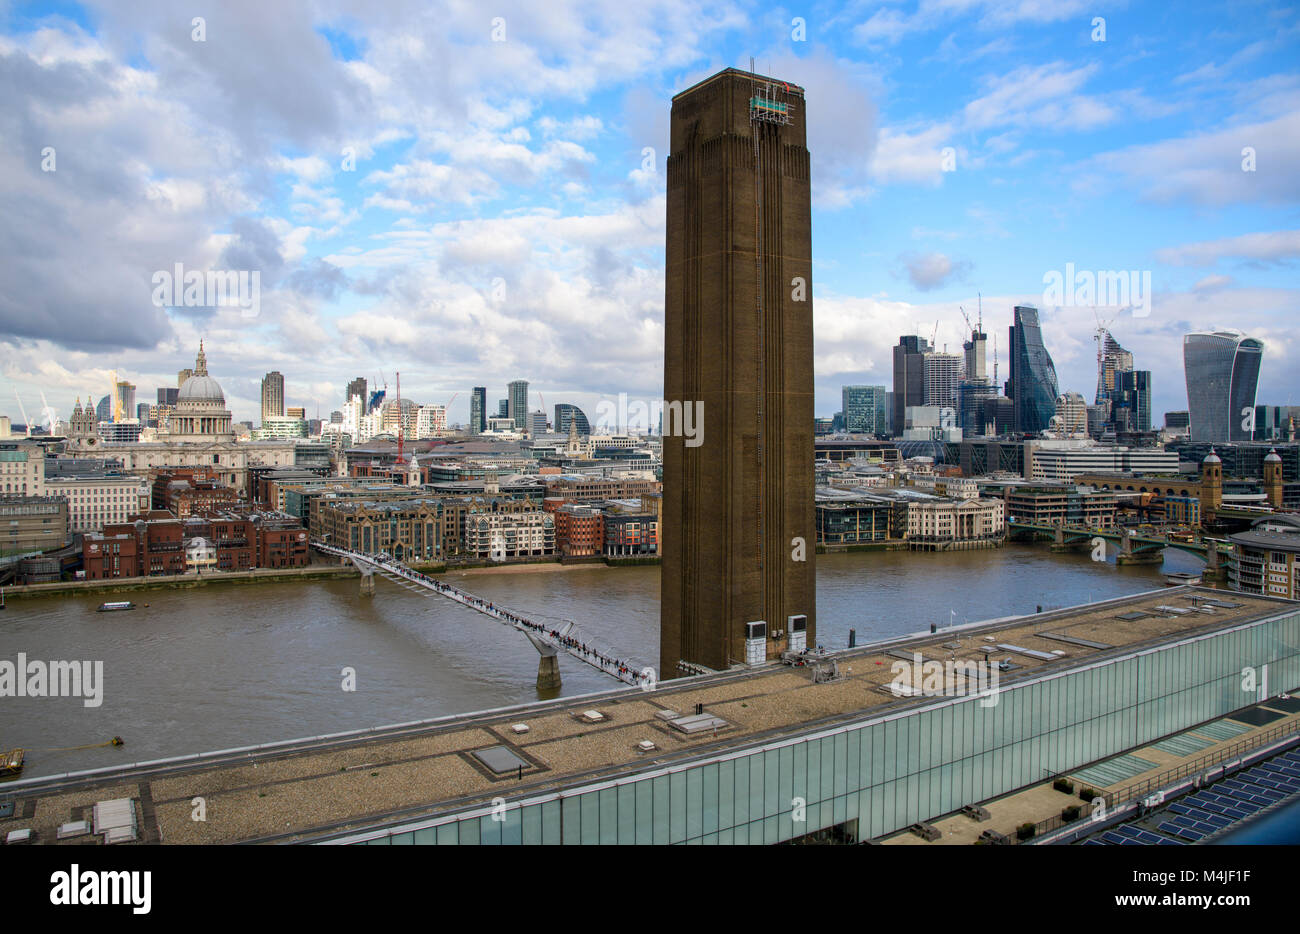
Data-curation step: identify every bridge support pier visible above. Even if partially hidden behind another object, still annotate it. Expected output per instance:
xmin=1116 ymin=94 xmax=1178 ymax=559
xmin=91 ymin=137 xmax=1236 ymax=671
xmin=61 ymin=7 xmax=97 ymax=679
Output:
xmin=1202 ymin=546 xmax=1228 ymax=582
xmin=1116 ymin=551 xmax=1163 ymax=565
xmin=537 ymin=654 xmax=562 ymax=693
xmin=525 ymin=632 xmax=562 ymax=693
xmin=1117 ymin=536 xmax=1164 ymax=565
xmin=359 ymin=572 xmax=375 ymax=596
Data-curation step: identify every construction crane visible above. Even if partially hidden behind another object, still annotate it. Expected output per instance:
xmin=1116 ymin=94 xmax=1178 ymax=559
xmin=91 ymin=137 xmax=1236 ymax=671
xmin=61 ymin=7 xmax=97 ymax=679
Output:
xmin=39 ymin=391 xmax=58 ymax=433
xmin=12 ymin=390 xmax=31 ymax=437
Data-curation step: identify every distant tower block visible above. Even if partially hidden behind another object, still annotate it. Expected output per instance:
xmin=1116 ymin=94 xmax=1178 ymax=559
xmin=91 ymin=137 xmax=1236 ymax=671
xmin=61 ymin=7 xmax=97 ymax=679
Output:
xmin=660 ymin=68 xmax=817 ymax=674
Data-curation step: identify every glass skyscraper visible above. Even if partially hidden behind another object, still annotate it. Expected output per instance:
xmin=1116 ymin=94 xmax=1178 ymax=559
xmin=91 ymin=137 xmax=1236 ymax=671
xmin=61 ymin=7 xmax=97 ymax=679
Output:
xmin=470 ymin=387 xmax=487 ymax=434
xmin=891 ymin=335 xmax=931 ymax=436
xmin=1114 ymin=369 xmax=1152 ymax=432
xmin=1006 ymin=305 xmax=1058 ymax=435
xmin=1184 ymin=331 xmax=1264 ymax=443
xmin=507 ymin=380 xmax=529 ymax=430
xmin=841 ymin=385 xmax=886 ymax=434
xmin=554 ymin=403 xmax=591 ymax=436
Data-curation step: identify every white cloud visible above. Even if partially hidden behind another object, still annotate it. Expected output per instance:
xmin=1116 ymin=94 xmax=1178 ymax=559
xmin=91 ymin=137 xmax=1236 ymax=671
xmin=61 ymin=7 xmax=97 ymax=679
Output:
xmin=1156 ymin=230 xmax=1300 ymax=266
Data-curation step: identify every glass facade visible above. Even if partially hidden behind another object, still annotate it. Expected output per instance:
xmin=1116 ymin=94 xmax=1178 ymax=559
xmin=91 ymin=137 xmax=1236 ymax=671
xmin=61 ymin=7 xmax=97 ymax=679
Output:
xmin=958 ymin=380 xmax=996 ymax=436
xmin=555 ymin=404 xmax=592 ymax=436
xmin=346 ymin=607 xmax=1300 ymax=845
xmin=470 ymin=388 xmax=487 ymax=434
xmin=1114 ymin=369 xmax=1151 ymax=432
xmin=508 ymin=381 xmax=529 ymax=430
xmin=1007 ymin=306 xmax=1058 ymax=435
xmin=1184 ymin=331 xmax=1263 ymax=443
xmin=841 ymin=385 xmax=887 ymax=434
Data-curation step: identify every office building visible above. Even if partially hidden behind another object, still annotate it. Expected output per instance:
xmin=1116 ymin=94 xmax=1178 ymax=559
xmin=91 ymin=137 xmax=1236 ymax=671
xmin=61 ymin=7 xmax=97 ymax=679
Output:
xmin=662 ymin=68 xmax=817 ymax=672
xmin=508 ymin=380 xmax=529 ymax=430
xmin=346 ymin=378 xmax=368 ymax=409
xmin=963 ymin=325 xmax=987 ymax=382
xmin=1184 ymin=330 xmax=1264 ymax=443
xmin=957 ymin=380 xmax=997 ymax=436
xmin=922 ymin=352 xmax=964 ymax=409
xmin=0 ymin=442 xmax=45 ymax=496
xmin=1024 ymin=439 xmax=1180 ymax=481
xmin=470 ymin=387 xmax=487 ymax=434
xmin=1229 ymin=514 xmax=1300 ymax=597
xmin=254 ymin=416 xmax=308 ymax=440
xmin=1054 ymin=392 xmax=1088 ymax=436
xmin=892 ymin=335 xmax=931 ymax=436
xmin=416 ymin=404 xmax=448 ymax=438
xmin=0 ymin=495 xmax=69 ymax=555
xmin=1113 ymin=369 xmax=1152 ymax=433
xmin=262 ymin=371 xmax=285 ymax=424
xmin=554 ymin=403 xmax=592 ymax=437
xmin=841 ymin=385 xmax=886 ymax=434
xmin=1095 ymin=329 xmax=1133 ymax=409
xmin=1006 ymin=306 xmax=1059 ymax=435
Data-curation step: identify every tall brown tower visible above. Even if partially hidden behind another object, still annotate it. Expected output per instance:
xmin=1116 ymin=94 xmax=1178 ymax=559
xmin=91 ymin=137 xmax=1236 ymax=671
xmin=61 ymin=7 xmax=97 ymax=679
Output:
xmin=1200 ymin=449 xmax=1223 ymax=526
xmin=660 ymin=68 xmax=816 ymax=675
xmin=1264 ymin=448 xmax=1284 ymax=508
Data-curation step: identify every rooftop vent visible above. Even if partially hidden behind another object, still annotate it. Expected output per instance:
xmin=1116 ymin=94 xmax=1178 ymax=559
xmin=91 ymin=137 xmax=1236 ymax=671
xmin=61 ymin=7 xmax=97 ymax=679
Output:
xmin=668 ymin=713 xmax=730 ymax=734
xmin=93 ymin=797 xmax=138 ymax=844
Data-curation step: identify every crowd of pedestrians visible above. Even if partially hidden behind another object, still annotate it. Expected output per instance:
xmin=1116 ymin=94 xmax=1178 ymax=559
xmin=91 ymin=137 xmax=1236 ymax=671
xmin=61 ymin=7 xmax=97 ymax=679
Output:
xmin=368 ymin=552 xmax=650 ymax=686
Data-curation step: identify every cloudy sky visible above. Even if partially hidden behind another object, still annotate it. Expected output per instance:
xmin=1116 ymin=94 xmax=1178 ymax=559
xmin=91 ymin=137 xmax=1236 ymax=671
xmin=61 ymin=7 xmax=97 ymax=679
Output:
xmin=2 ymin=0 xmax=1298 ymax=429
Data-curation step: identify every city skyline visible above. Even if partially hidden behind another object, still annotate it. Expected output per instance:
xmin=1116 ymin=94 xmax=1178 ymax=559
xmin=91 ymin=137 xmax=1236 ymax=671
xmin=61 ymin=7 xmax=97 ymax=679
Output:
xmin=2 ymin=2 xmax=1298 ymax=428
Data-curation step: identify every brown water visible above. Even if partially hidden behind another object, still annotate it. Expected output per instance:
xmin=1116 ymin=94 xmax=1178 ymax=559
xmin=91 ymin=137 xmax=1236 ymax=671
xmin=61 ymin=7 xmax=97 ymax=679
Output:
xmin=0 ymin=545 xmax=1205 ymax=778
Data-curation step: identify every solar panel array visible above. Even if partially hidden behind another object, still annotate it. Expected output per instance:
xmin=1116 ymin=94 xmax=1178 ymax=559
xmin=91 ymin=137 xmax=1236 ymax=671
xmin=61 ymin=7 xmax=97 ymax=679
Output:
xmin=1084 ymin=748 xmax=1300 ymax=845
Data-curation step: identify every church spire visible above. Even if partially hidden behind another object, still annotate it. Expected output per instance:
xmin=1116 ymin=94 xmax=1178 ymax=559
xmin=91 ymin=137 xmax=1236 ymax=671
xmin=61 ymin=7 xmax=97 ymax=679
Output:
xmin=195 ymin=339 xmax=208 ymax=377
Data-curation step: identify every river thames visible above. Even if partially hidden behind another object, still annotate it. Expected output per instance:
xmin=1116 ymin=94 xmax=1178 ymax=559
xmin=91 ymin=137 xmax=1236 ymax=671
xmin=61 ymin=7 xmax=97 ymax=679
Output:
xmin=3 ymin=545 xmax=1207 ymax=778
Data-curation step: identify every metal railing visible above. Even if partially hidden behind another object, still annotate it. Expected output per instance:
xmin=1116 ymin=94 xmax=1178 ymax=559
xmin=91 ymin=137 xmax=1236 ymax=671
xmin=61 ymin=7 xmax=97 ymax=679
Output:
xmin=1014 ymin=719 xmax=1300 ymax=843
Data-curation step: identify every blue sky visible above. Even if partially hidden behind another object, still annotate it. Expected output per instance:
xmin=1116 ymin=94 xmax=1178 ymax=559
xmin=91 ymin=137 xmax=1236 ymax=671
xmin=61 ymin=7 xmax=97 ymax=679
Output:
xmin=1 ymin=0 xmax=1298 ymax=427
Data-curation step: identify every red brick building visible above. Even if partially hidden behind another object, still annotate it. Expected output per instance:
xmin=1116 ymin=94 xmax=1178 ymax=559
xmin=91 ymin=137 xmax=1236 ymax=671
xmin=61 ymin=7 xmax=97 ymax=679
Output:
xmin=82 ymin=511 xmax=308 ymax=579
xmin=553 ymin=503 xmax=604 ymax=557
xmin=151 ymin=467 xmax=241 ymax=517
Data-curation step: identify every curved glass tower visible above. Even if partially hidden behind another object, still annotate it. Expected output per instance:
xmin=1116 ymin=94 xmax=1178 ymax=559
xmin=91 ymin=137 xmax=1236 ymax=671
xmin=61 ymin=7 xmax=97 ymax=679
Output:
xmin=1006 ymin=305 xmax=1059 ymax=434
xmin=1184 ymin=331 xmax=1264 ymax=442
xmin=554 ymin=403 xmax=591 ymax=436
